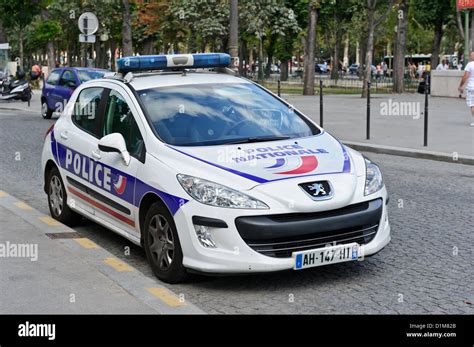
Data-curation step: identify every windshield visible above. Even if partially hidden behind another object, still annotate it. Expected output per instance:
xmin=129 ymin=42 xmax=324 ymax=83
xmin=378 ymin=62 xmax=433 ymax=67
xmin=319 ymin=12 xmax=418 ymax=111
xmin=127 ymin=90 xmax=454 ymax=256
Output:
xmin=77 ymin=70 xmax=106 ymax=82
xmin=138 ymin=82 xmax=319 ymax=146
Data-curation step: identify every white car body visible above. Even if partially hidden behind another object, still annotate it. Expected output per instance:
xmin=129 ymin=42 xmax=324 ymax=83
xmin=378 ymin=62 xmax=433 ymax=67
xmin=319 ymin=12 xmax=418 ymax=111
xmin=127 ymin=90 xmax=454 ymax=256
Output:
xmin=41 ymin=54 xmax=390 ymax=277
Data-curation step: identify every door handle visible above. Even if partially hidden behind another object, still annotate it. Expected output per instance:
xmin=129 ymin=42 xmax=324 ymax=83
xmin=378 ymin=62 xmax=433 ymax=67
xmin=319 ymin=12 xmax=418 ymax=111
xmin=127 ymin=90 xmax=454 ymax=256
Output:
xmin=60 ymin=131 xmax=68 ymax=140
xmin=91 ymin=150 xmax=101 ymax=160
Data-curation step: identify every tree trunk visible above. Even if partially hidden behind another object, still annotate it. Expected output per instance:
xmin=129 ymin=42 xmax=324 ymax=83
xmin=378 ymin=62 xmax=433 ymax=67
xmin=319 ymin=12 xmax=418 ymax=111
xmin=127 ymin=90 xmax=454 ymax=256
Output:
xmin=331 ymin=32 xmax=341 ymax=80
xmin=0 ymin=19 xmax=7 ymax=43
xmin=343 ymin=34 xmax=349 ymax=70
xmin=280 ymin=59 xmax=289 ymax=81
xmin=94 ymin=40 xmax=101 ymax=68
xmin=110 ymin=38 xmax=117 ymax=71
xmin=303 ymin=3 xmax=318 ymax=95
xmin=362 ymin=0 xmax=395 ymax=96
xmin=265 ymin=35 xmax=276 ymax=78
xmin=470 ymin=10 xmax=474 ymax=51
xmin=122 ymin=0 xmax=133 ymax=57
xmin=19 ymin=30 xmax=24 ymax=70
xmin=393 ymin=0 xmax=408 ymax=93
xmin=239 ymin=38 xmax=247 ymax=76
xmin=229 ymin=0 xmax=238 ymax=67
xmin=362 ymin=10 xmax=375 ymax=97
xmin=258 ymin=36 xmax=264 ymax=80
xmin=41 ymin=9 xmax=55 ymax=72
xmin=143 ymin=37 xmax=154 ymax=55
xmin=431 ymin=21 xmax=443 ymax=68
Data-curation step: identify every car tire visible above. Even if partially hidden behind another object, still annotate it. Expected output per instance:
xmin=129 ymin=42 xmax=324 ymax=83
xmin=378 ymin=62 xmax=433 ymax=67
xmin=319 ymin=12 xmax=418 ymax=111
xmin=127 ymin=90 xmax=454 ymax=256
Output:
xmin=42 ymin=101 xmax=53 ymax=119
xmin=143 ymin=202 xmax=188 ymax=284
xmin=46 ymin=166 xmax=81 ymax=226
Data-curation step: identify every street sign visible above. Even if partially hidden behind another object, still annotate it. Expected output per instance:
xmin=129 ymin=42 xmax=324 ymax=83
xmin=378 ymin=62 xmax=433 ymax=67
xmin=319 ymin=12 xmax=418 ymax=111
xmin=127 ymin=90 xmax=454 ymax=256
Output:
xmin=79 ymin=34 xmax=96 ymax=43
xmin=457 ymin=0 xmax=474 ymax=10
xmin=78 ymin=12 xmax=99 ymax=36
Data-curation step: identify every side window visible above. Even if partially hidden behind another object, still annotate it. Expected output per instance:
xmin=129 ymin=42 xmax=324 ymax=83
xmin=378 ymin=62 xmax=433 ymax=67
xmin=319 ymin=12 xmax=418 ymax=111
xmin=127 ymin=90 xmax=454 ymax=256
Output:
xmin=46 ymin=70 xmax=61 ymax=85
xmin=72 ymin=87 xmax=103 ymax=136
xmin=59 ymin=70 xmax=76 ymax=87
xmin=102 ymin=90 xmax=144 ymax=158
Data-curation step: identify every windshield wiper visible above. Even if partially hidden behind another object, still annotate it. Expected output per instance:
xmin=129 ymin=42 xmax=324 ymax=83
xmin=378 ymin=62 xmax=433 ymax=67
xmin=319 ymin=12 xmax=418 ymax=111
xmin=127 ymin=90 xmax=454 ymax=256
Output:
xmin=224 ymin=136 xmax=291 ymax=145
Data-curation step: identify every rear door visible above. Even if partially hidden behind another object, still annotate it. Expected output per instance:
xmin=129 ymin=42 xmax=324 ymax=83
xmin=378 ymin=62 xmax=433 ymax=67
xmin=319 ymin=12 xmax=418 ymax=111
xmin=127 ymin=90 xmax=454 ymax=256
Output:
xmin=55 ymin=86 xmax=106 ymax=217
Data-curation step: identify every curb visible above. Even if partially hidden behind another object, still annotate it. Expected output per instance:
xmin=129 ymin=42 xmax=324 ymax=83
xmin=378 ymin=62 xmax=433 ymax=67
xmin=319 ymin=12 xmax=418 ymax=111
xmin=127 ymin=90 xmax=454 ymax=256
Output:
xmin=0 ymin=104 xmax=38 ymax=113
xmin=0 ymin=190 xmax=205 ymax=315
xmin=343 ymin=141 xmax=474 ymax=166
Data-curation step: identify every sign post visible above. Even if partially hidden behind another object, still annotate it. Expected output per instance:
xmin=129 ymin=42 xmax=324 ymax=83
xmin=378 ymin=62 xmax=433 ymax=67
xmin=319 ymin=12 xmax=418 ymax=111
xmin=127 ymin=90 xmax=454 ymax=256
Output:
xmin=78 ymin=12 xmax=99 ymax=67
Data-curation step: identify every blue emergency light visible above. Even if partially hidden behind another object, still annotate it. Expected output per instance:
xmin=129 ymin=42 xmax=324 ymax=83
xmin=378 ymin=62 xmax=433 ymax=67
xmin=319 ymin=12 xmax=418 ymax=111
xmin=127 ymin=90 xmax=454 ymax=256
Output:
xmin=117 ymin=53 xmax=231 ymax=73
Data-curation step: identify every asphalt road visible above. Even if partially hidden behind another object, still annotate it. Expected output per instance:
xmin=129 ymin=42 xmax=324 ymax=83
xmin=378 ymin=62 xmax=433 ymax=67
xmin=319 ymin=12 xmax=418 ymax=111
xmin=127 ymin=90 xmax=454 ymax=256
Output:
xmin=0 ymin=108 xmax=473 ymax=314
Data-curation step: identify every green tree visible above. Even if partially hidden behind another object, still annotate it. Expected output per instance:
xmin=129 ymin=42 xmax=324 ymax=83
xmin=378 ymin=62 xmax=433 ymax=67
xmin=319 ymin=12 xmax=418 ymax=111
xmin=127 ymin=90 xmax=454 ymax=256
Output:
xmin=412 ymin=0 xmax=454 ymax=67
xmin=0 ymin=0 xmax=42 ymax=68
xmin=361 ymin=0 xmax=396 ymax=97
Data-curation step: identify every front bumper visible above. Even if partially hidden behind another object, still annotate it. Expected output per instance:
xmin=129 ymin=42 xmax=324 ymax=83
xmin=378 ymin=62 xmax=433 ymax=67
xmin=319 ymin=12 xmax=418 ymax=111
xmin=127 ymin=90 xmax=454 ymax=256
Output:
xmin=174 ymin=187 xmax=391 ymax=274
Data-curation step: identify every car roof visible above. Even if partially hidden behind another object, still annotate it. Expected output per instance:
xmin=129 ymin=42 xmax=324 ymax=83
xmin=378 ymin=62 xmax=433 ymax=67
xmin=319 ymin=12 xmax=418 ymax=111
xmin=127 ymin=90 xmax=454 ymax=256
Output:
xmin=128 ymin=71 xmax=252 ymax=91
xmin=51 ymin=67 xmax=110 ymax=73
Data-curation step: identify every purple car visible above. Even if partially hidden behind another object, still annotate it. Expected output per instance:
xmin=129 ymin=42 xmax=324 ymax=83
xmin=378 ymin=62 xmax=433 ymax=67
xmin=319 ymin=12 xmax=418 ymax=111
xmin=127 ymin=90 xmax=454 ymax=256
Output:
xmin=41 ymin=67 xmax=110 ymax=119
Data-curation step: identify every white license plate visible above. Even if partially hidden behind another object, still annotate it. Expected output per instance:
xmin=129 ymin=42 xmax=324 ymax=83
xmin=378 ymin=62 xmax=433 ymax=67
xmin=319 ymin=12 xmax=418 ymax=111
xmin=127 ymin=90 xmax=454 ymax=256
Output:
xmin=293 ymin=243 xmax=360 ymax=270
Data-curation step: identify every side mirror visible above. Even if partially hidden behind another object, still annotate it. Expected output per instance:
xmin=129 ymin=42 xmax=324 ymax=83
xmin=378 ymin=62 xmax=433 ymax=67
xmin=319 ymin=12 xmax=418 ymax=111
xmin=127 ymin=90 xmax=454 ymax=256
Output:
xmin=66 ymin=80 xmax=77 ymax=88
xmin=98 ymin=133 xmax=131 ymax=166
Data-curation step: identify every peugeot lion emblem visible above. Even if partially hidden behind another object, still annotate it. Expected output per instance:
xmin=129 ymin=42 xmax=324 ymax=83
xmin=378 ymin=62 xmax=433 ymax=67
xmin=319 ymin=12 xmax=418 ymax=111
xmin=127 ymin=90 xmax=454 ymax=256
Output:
xmin=308 ymin=183 xmax=327 ymax=197
xmin=299 ymin=181 xmax=333 ymax=201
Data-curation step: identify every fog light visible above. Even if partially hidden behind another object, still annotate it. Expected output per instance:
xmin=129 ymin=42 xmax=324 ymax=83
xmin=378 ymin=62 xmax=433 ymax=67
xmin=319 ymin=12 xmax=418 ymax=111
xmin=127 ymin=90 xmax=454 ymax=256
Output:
xmin=194 ymin=225 xmax=216 ymax=248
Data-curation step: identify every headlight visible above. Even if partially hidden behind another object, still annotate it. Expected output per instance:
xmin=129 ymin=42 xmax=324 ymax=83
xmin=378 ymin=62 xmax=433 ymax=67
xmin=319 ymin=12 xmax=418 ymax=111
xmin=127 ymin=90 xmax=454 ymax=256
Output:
xmin=177 ymin=174 xmax=269 ymax=209
xmin=364 ymin=157 xmax=383 ymax=195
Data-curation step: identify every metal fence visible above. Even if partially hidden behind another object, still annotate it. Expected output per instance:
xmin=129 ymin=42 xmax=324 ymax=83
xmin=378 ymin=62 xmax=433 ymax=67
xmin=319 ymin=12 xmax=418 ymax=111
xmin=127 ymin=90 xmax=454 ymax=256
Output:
xmin=252 ymin=73 xmax=420 ymax=94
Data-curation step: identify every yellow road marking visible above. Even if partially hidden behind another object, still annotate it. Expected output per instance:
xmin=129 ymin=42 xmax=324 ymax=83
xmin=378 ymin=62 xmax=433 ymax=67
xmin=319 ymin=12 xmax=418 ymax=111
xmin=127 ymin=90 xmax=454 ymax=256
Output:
xmin=146 ymin=287 xmax=186 ymax=307
xmin=0 ymin=191 xmax=8 ymax=198
xmin=39 ymin=216 xmax=61 ymax=226
xmin=14 ymin=201 xmax=33 ymax=210
xmin=104 ymin=257 xmax=134 ymax=272
xmin=74 ymin=238 xmax=100 ymax=249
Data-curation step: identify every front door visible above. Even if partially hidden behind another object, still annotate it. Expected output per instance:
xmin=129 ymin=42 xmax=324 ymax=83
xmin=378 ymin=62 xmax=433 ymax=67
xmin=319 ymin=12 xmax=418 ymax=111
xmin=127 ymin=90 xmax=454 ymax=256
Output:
xmin=92 ymin=87 xmax=146 ymax=236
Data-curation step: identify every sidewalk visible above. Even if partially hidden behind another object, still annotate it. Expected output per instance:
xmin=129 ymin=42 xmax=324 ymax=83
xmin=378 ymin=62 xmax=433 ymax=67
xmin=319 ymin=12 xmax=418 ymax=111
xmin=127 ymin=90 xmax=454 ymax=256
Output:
xmin=0 ymin=191 xmax=204 ymax=314
xmin=1 ymin=91 xmax=472 ymax=163
xmin=0 ymin=91 xmax=40 ymax=113
xmin=285 ymin=94 xmax=474 ymax=161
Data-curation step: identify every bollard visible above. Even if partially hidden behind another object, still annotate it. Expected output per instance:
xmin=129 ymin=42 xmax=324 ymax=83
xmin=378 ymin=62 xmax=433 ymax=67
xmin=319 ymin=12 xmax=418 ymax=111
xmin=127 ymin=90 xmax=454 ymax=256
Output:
xmin=366 ymin=81 xmax=371 ymax=140
xmin=320 ymin=79 xmax=323 ymax=127
xmin=277 ymin=78 xmax=281 ymax=97
xmin=424 ymin=75 xmax=429 ymax=147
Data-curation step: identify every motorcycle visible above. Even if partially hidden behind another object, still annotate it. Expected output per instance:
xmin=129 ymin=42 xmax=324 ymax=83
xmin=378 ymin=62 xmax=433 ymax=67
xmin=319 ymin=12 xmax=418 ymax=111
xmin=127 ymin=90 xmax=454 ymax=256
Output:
xmin=0 ymin=70 xmax=33 ymax=103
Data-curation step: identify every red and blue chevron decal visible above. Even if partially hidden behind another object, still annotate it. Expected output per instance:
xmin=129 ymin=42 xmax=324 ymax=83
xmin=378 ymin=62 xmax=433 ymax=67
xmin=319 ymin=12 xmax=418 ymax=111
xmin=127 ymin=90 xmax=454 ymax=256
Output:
xmin=265 ymin=156 xmax=319 ymax=175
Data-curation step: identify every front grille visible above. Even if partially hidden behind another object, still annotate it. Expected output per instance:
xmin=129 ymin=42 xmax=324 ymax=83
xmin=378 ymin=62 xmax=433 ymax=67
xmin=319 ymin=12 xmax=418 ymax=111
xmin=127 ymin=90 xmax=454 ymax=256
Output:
xmin=246 ymin=224 xmax=378 ymax=258
xmin=235 ymin=198 xmax=383 ymax=258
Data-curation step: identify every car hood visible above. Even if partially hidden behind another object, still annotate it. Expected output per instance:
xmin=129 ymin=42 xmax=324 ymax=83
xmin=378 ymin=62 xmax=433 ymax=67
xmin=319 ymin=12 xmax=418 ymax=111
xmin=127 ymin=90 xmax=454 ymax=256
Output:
xmin=160 ymin=131 xmax=354 ymax=191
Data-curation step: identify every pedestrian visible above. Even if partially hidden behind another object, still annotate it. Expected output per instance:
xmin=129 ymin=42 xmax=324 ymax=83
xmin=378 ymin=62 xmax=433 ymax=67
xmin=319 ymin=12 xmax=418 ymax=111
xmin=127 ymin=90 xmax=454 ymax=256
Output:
xmin=409 ymin=62 xmax=416 ymax=79
xmin=457 ymin=51 xmax=474 ymax=126
xmin=417 ymin=63 xmax=424 ymax=80
xmin=31 ymin=62 xmax=41 ymax=80
xmin=376 ymin=64 xmax=382 ymax=81
xmin=436 ymin=60 xmax=446 ymax=70
xmin=382 ymin=61 xmax=388 ymax=77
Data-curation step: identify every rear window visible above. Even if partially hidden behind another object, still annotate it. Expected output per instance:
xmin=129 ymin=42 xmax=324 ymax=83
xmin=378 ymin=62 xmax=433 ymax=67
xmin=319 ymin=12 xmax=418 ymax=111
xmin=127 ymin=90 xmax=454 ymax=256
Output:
xmin=77 ymin=70 xmax=106 ymax=83
xmin=46 ymin=70 xmax=61 ymax=85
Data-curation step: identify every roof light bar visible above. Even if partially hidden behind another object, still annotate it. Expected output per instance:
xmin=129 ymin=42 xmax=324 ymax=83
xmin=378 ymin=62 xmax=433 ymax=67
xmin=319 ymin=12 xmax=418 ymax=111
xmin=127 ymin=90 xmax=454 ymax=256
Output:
xmin=117 ymin=53 xmax=231 ymax=73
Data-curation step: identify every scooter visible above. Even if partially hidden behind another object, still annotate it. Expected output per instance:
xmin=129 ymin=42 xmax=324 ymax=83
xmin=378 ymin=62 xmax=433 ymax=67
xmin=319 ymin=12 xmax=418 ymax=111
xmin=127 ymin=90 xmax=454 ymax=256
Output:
xmin=0 ymin=71 xmax=32 ymax=103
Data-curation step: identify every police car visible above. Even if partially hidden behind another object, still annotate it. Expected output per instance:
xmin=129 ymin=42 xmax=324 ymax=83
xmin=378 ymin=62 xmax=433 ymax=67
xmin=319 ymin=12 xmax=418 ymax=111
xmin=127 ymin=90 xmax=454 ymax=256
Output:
xmin=41 ymin=53 xmax=390 ymax=283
